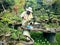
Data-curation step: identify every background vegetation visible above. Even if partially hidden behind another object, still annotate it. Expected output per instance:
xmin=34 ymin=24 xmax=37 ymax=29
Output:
xmin=0 ymin=0 xmax=60 ymax=45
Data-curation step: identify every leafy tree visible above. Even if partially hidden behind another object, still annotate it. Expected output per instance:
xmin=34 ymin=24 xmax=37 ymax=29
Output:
xmin=0 ymin=0 xmax=15 ymax=12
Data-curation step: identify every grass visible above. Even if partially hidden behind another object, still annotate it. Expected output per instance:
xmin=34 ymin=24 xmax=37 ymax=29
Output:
xmin=56 ymin=33 xmax=60 ymax=45
xmin=30 ymin=31 xmax=60 ymax=45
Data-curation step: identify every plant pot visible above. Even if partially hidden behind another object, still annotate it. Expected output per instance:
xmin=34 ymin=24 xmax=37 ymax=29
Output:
xmin=43 ymin=32 xmax=56 ymax=43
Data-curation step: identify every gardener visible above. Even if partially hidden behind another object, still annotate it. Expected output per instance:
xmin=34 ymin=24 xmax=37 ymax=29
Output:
xmin=20 ymin=7 xmax=33 ymax=26
xmin=20 ymin=7 xmax=34 ymax=42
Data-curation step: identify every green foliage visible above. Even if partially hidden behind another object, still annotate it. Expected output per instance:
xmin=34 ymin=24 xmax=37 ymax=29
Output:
xmin=56 ymin=33 xmax=60 ymax=45
xmin=0 ymin=21 xmax=26 ymax=41
xmin=0 ymin=22 xmax=11 ymax=35
xmin=10 ymin=29 xmax=27 ymax=40
xmin=11 ymin=29 xmax=21 ymax=39
xmin=0 ymin=0 xmax=60 ymax=45
xmin=5 ymin=0 xmax=15 ymax=6
xmin=11 ymin=32 xmax=18 ymax=39
xmin=55 ymin=0 xmax=60 ymax=14
xmin=0 ymin=0 xmax=15 ymax=12
xmin=30 ymin=31 xmax=59 ymax=45
xmin=43 ymin=0 xmax=57 ymax=5
xmin=18 ymin=7 xmax=25 ymax=14
xmin=39 ymin=14 xmax=48 ymax=21
xmin=43 ymin=23 xmax=59 ymax=28
xmin=1 ymin=12 xmax=22 ymax=24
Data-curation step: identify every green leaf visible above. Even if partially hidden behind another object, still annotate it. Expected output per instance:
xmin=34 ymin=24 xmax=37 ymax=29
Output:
xmin=43 ymin=0 xmax=57 ymax=5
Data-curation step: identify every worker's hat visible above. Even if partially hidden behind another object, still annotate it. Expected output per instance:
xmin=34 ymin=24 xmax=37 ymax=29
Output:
xmin=26 ymin=7 xmax=33 ymax=13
